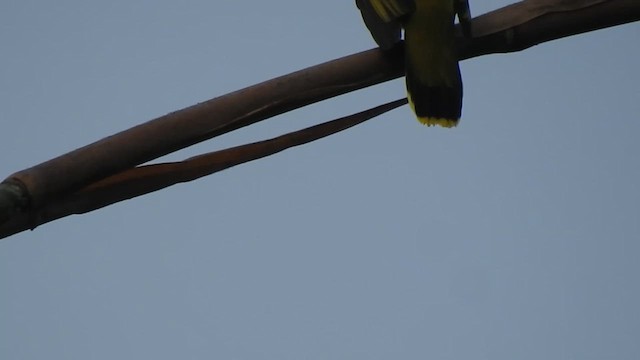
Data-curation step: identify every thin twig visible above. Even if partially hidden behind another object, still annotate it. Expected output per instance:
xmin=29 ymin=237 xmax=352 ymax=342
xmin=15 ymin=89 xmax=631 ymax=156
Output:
xmin=0 ymin=100 xmax=407 ymax=238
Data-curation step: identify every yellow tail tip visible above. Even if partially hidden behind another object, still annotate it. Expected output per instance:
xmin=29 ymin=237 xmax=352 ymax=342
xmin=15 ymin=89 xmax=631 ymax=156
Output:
xmin=417 ymin=117 xmax=459 ymax=128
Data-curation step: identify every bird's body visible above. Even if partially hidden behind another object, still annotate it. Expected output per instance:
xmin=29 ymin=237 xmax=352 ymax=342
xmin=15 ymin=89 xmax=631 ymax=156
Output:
xmin=356 ymin=0 xmax=470 ymax=127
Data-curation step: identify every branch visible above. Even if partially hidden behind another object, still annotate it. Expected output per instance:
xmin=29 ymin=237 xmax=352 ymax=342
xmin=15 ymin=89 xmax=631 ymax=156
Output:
xmin=1 ymin=0 xmax=638 ymax=238
xmin=459 ymin=0 xmax=640 ymax=57
xmin=0 ymin=99 xmax=407 ymax=239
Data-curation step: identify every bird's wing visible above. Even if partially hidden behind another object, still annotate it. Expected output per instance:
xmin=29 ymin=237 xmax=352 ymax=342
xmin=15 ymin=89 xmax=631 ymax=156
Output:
xmin=454 ymin=0 xmax=472 ymax=37
xmin=356 ymin=0 xmax=415 ymax=50
xmin=364 ymin=0 xmax=415 ymax=22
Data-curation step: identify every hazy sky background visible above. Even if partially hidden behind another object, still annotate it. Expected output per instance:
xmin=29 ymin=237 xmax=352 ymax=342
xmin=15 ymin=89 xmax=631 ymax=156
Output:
xmin=1 ymin=1 xmax=639 ymax=359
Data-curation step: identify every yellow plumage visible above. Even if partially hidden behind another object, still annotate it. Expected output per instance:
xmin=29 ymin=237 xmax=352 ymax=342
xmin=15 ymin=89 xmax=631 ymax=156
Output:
xmin=357 ymin=0 xmax=470 ymax=128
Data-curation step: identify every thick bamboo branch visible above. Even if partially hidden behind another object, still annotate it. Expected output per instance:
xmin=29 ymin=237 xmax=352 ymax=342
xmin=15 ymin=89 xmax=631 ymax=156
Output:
xmin=460 ymin=0 xmax=640 ymax=57
xmin=1 ymin=0 xmax=638 ymax=238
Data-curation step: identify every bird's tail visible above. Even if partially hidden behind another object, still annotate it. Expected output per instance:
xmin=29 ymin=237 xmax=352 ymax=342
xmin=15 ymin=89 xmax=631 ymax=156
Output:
xmin=405 ymin=62 xmax=463 ymax=128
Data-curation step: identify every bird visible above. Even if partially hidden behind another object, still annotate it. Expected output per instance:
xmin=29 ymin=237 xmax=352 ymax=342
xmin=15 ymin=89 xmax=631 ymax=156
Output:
xmin=356 ymin=0 xmax=471 ymax=127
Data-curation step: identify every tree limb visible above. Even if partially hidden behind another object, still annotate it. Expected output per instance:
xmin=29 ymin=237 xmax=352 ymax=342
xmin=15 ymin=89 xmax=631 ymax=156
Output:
xmin=1 ymin=0 xmax=638 ymax=239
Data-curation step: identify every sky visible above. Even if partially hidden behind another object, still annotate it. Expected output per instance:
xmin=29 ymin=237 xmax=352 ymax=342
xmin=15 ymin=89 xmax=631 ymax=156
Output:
xmin=1 ymin=1 xmax=639 ymax=359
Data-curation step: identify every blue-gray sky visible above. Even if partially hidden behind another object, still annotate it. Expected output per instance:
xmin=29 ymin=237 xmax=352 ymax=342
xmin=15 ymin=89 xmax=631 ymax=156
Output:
xmin=1 ymin=1 xmax=639 ymax=359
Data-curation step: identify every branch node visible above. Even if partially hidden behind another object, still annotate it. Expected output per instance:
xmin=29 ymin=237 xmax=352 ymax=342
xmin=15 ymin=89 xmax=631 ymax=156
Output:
xmin=0 ymin=181 xmax=30 ymax=226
